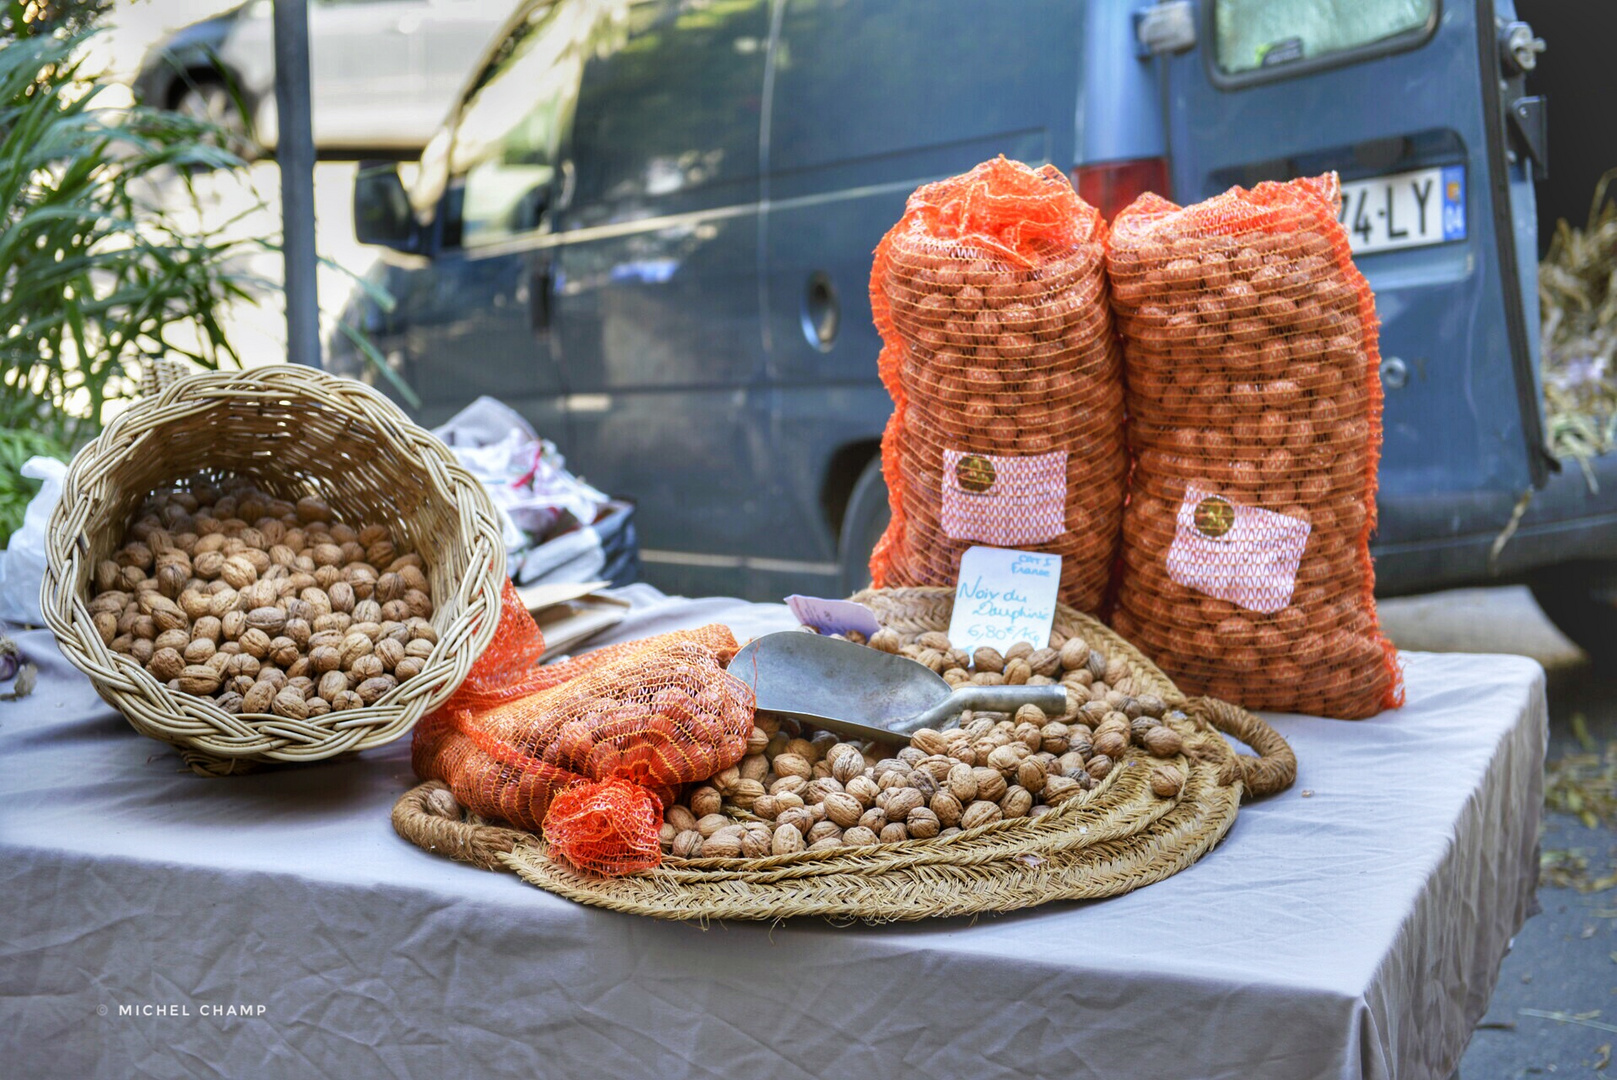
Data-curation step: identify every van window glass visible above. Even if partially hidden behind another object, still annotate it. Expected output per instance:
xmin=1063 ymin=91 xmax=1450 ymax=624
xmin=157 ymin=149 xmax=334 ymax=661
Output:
xmin=450 ymin=2 xmax=590 ymax=247
xmin=1214 ymin=0 xmax=1434 ymax=75
xmin=565 ymin=0 xmax=768 ymax=219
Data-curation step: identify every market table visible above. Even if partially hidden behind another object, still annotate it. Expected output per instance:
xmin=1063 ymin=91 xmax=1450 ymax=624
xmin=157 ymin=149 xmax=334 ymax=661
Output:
xmin=0 ymin=586 xmax=1545 ymax=1080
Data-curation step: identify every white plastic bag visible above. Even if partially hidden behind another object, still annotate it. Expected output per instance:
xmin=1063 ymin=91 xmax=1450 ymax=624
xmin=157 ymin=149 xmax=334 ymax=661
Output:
xmin=0 ymin=456 xmax=68 ymax=626
xmin=431 ymin=397 xmax=609 ymax=548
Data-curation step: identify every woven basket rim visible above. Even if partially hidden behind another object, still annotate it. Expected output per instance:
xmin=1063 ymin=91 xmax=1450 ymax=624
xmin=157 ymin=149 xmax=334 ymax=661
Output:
xmin=42 ymin=365 xmax=508 ymax=773
xmin=393 ymin=586 xmax=1296 ymax=920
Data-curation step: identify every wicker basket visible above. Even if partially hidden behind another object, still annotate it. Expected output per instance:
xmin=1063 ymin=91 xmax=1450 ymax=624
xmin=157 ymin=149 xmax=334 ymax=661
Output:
xmin=43 ymin=365 xmax=507 ymax=775
xmin=392 ymin=586 xmax=1295 ymax=921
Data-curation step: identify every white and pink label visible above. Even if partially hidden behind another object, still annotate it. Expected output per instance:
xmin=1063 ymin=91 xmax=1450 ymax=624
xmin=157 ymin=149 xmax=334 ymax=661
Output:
xmin=1165 ymin=485 xmax=1311 ymax=614
xmin=941 ymin=449 xmax=1067 ymax=546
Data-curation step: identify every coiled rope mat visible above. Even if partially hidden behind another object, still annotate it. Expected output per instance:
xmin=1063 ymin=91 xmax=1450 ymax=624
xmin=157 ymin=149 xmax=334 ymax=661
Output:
xmin=392 ymin=587 xmax=1295 ymax=921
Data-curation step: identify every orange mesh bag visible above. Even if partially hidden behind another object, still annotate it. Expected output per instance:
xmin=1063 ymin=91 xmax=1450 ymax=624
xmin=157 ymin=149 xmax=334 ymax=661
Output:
xmin=411 ymin=580 xmax=755 ymax=875
xmin=869 ymin=156 xmax=1127 ymax=613
xmin=1105 ymin=174 xmax=1403 ymax=719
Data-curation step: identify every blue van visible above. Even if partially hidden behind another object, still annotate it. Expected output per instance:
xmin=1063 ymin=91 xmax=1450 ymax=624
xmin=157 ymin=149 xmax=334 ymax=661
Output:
xmin=331 ymin=0 xmax=1617 ymax=655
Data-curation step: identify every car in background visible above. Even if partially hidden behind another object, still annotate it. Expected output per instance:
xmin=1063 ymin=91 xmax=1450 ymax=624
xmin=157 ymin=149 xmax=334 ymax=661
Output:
xmin=329 ymin=0 xmax=1617 ymax=658
xmin=132 ymin=0 xmax=513 ymax=155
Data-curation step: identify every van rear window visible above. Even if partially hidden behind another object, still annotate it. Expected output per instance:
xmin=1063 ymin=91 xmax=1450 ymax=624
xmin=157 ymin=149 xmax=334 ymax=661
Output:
xmin=1214 ymin=0 xmax=1435 ymax=75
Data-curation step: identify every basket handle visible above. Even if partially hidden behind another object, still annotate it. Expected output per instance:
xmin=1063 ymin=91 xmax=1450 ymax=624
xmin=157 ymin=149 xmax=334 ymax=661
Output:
xmin=391 ymin=780 xmax=528 ymax=871
xmin=1183 ymin=696 xmax=1297 ymax=799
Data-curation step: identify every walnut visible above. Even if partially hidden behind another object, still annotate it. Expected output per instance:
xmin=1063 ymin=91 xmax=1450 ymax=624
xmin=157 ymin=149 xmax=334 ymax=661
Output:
xmin=1003 ymin=659 xmax=1032 ymax=685
xmin=329 ymin=690 xmax=363 ymax=711
xmin=1092 ymin=729 xmax=1129 ymax=759
xmin=269 ymin=637 xmax=301 ymax=669
xmin=869 ymin=628 xmax=903 ymax=653
xmin=821 ymin=791 xmax=862 ymax=829
xmin=959 ymin=800 xmax=1003 ymax=830
xmin=393 ymin=657 xmax=425 ymax=681
xmin=350 ymin=654 xmax=385 ymax=683
xmin=843 ymin=774 xmax=880 ymax=807
xmin=972 ymin=766 xmax=1007 ymax=802
xmin=317 ymin=670 xmax=348 ymax=703
xmin=236 ymin=680 xmax=273 ymax=714
xmin=1085 ymin=754 xmax=1113 ymax=781
xmin=972 ymin=646 xmax=1004 ymax=673
xmin=1043 ymin=774 xmax=1082 ymax=804
xmin=689 ymin=786 xmax=722 ymax=817
xmin=841 ymin=825 xmax=878 ymax=847
xmin=906 ymin=806 xmax=941 ymax=838
xmin=728 ymin=779 xmax=766 ymax=809
xmin=181 ymin=638 xmax=215 ymax=665
xmin=771 ymin=752 xmax=813 ymax=780
xmin=355 ymin=675 xmax=395 ymax=704
xmin=338 ymin=631 xmax=373 ymax=669
xmin=147 ymin=647 xmax=185 ymax=682
xmin=770 ymin=823 xmax=805 ymax=855
xmin=219 ymin=555 xmax=257 ymax=589
xmin=153 ymin=628 xmax=189 ymax=653
xmin=999 ymin=785 xmax=1033 ymax=818
xmin=672 ymin=830 xmax=704 ymax=859
xmin=879 ymin=822 xmax=910 ymax=844
xmin=1143 ymin=725 xmax=1183 ymax=757
xmin=928 ymin=791 xmax=963 ymax=826
xmin=775 ymin=806 xmax=814 ymax=836
xmin=175 ymin=664 xmax=221 ymax=696
xmin=238 ymin=607 xmax=279 ymax=636
xmin=1151 ymin=764 xmax=1185 ymax=798
xmin=374 ymin=638 xmax=406 ymax=672
xmin=876 ymin=786 xmax=924 ymax=821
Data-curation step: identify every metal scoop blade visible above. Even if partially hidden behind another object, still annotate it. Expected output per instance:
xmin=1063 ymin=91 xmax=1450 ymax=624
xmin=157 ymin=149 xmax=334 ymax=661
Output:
xmin=728 ymin=631 xmax=1068 ymax=745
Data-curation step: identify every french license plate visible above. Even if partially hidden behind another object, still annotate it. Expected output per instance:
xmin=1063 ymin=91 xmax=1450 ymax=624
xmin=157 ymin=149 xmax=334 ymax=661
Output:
xmin=1338 ymin=166 xmax=1465 ymax=255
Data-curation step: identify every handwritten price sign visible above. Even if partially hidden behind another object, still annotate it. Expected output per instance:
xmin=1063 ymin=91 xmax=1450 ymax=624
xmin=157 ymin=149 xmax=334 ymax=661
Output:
xmin=946 ymin=546 xmax=1061 ymax=653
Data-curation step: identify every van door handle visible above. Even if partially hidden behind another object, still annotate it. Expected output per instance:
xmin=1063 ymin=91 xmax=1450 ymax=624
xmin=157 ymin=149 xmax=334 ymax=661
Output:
xmin=530 ymin=259 xmax=553 ymax=335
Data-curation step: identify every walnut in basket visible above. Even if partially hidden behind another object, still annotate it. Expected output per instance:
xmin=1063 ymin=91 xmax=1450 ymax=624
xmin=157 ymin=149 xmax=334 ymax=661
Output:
xmin=93 ymin=476 xmax=438 ymax=716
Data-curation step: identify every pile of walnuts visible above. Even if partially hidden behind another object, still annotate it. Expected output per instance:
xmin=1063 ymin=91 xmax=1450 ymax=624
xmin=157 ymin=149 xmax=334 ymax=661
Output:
xmin=661 ymin=629 xmax=1189 ymax=860
xmin=86 ymin=477 xmax=436 ymax=718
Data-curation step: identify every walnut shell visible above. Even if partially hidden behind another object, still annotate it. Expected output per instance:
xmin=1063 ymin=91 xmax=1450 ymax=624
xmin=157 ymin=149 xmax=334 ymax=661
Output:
xmin=959 ymin=800 xmax=1003 ymax=830
xmin=898 ymin=807 xmax=935 ymax=838
xmin=822 ymin=791 xmax=863 ymax=829
xmin=355 ymin=675 xmax=394 ymax=704
xmin=999 ymin=785 xmax=1033 ymax=818
xmin=841 ymin=825 xmax=878 ymax=847
xmin=148 ymin=647 xmax=185 ymax=682
xmin=972 ymin=766 xmax=1008 ymax=802
xmin=1143 ymin=725 xmax=1183 ymax=757
xmin=1151 ymin=764 xmax=1185 ymax=798
xmin=972 ymin=646 xmax=1004 ymax=673
xmin=771 ymin=823 xmax=805 ymax=855
xmin=393 ymin=656 xmax=425 ymax=681
xmin=176 ymin=664 xmax=221 ymax=696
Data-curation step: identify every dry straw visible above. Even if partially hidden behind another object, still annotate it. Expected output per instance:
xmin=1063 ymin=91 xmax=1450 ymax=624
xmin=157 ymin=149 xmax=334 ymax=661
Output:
xmin=43 ymin=365 xmax=506 ymax=774
xmin=393 ymin=586 xmax=1295 ymax=921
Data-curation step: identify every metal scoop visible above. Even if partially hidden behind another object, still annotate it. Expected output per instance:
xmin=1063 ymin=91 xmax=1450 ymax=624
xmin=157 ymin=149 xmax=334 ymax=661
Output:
xmin=728 ymin=631 xmax=1069 ymax=745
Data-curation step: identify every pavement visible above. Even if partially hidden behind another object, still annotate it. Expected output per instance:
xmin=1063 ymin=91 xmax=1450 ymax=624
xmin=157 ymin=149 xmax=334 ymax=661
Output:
xmin=1381 ymin=588 xmax=1616 ymax=1079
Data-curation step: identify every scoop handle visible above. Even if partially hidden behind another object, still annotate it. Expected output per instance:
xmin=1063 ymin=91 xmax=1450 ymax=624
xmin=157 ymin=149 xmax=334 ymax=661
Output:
xmin=900 ymin=685 xmax=1069 ymax=735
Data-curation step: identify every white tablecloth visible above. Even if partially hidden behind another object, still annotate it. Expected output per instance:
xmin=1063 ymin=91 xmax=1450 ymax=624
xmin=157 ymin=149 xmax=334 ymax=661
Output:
xmin=0 ymin=586 xmax=1545 ymax=1080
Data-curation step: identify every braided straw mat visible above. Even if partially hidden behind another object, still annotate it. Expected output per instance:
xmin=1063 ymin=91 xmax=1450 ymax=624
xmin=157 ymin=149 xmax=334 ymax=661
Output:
xmin=392 ymin=586 xmax=1295 ymax=921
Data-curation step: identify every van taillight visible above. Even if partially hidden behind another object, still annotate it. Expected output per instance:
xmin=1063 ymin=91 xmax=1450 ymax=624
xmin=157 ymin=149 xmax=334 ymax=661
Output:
xmin=1073 ymin=158 xmax=1171 ymax=220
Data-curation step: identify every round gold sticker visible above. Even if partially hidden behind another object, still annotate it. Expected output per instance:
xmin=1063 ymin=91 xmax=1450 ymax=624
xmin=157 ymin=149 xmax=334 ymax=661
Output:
xmin=955 ymin=454 xmax=996 ymax=494
xmin=1192 ymin=495 xmax=1236 ymax=539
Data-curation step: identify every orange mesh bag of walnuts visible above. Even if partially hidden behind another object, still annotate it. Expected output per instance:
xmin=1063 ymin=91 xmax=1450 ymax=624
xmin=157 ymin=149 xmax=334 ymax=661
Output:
xmin=412 ymin=581 xmax=756 ymax=875
xmin=1105 ymin=174 xmax=1403 ymax=719
xmin=868 ymin=156 xmax=1128 ymax=614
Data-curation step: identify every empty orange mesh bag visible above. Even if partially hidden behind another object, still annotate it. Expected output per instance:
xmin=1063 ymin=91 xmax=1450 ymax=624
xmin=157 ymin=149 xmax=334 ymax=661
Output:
xmin=869 ymin=156 xmax=1127 ymax=613
xmin=412 ymin=580 xmax=755 ymax=875
xmin=1105 ymin=174 xmax=1403 ymax=719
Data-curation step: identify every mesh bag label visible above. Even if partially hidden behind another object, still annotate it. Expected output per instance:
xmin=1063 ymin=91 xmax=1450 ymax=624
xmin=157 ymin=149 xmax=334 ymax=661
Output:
xmin=941 ymin=449 xmax=1068 ymax=546
xmin=1165 ymin=486 xmax=1311 ymax=614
